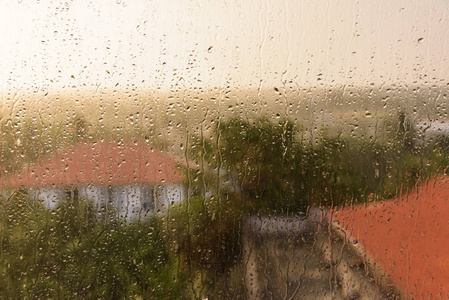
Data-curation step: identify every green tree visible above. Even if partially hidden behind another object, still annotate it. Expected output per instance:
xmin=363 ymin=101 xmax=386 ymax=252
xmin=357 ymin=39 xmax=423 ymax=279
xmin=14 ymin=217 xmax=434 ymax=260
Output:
xmin=204 ymin=116 xmax=307 ymax=213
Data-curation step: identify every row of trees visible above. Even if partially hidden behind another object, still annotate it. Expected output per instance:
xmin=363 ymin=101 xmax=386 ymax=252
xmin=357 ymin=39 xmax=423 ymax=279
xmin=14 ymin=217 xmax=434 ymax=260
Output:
xmin=188 ymin=114 xmax=447 ymax=213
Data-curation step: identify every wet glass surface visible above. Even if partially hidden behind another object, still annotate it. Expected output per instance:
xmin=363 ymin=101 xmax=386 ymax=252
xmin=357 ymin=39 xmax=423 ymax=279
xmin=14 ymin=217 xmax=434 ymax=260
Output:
xmin=0 ymin=0 xmax=448 ymax=298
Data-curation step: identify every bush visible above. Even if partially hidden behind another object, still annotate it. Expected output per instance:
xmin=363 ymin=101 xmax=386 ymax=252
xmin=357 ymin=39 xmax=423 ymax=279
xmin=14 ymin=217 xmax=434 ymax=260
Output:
xmin=0 ymin=193 xmax=188 ymax=299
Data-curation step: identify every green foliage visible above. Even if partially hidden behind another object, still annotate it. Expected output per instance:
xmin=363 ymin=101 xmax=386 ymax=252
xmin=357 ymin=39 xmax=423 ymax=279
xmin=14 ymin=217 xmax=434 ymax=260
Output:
xmin=189 ymin=115 xmax=449 ymax=210
xmin=162 ymin=195 xmax=243 ymax=298
xmin=0 ymin=193 xmax=188 ymax=299
xmin=395 ymin=110 xmax=417 ymax=151
xmin=189 ymin=117 xmax=308 ymax=213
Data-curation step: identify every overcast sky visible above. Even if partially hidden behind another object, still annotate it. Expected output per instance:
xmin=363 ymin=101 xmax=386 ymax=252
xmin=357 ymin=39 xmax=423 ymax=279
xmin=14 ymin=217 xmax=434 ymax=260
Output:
xmin=0 ymin=0 xmax=448 ymax=93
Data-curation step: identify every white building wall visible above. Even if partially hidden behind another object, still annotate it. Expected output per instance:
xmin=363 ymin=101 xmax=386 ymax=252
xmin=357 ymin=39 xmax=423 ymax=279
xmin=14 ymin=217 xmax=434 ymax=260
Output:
xmin=25 ymin=183 xmax=184 ymax=220
xmin=78 ymin=186 xmax=109 ymax=211
xmin=79 ymin=185 xmax=154 ymax=220
xmin=28 ymin=187 xmax=65 ymax=210
xmin=153 ymin=184 xmax=185 ymax=211
xmin=415 ymin=122 xmax=449 ymax=146
xmin=111 ymin=185 xmax=139 ymax=221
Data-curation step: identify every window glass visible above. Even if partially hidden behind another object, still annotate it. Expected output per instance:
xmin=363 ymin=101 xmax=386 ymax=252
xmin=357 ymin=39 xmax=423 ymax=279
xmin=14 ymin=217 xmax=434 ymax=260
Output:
xmin=0 ymin=0 xmax=448 ymax=298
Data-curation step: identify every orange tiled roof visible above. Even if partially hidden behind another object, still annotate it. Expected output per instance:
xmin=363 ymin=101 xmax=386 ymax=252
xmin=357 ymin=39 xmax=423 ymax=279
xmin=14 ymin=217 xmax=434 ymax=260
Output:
xmin=332 ymin=177 xmax=449 ymax=299
xmin=1 ymin=142 xmax=183 ymax=187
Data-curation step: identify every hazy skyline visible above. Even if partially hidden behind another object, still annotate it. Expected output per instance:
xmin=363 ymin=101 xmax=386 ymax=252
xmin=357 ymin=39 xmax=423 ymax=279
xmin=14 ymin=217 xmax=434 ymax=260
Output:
xmin=0 ymin=0 xmax=448 ymax=94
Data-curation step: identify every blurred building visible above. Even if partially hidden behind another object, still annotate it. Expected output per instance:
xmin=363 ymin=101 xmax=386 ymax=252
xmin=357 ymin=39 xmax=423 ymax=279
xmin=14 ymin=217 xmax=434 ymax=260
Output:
xmin=0 ymin=142 xmax=186 ymax=220
xmin=414 ymin=121 xmax=449 ymax=146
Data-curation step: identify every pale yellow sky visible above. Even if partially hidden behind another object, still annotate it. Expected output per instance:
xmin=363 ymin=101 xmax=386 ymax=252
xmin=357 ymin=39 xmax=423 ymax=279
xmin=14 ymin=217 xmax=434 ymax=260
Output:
xmin=0 ymin=0 xmax=448 ymax=93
